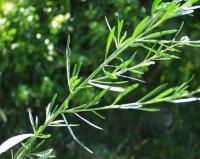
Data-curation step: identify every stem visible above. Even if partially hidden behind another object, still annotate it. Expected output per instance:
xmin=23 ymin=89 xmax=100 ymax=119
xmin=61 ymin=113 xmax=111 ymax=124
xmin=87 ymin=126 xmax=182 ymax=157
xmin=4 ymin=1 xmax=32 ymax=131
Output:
xmin=14 ymin=43 xmax=129 ymax=159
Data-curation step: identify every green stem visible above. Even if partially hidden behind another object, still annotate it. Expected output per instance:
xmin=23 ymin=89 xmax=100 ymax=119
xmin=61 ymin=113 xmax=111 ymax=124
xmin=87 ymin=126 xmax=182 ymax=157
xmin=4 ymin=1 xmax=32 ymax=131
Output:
xmin=14 ymin=43 xmax=129 ymax=159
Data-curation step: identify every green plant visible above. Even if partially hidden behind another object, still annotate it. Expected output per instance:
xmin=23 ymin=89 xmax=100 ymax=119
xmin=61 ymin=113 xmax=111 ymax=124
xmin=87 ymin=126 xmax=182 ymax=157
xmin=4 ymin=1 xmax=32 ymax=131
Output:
xmin=1 ymin=0 xmax=200 ymax=158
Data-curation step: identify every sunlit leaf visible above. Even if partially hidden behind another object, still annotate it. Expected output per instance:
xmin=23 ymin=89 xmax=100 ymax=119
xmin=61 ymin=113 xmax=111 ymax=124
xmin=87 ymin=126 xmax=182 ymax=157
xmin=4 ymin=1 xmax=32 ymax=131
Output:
xmin=89 ymin=82 xmax=125 ymax=92
xmin=0 ymin=134 xmax=34 ymax=155
xmin=138 ymin=84 xmax=167 ymax=102
xmin=138 ymin=107 xmax=160 ymax=112
xmin=104 ymin=70 xmax=118 ymax=79
xmin=133 ymin=16 xmax=150 ymax=38
xmin=113 ymin=84 xmax=139 ymax=105
xmin=106 ymin=27 xmax=116 ymax=59
xmin=152 ymin=0 xmax=162 ymax=14
xmin=142 ymin=29 xmax=177 ymax=39
xmin=62 ymin=114 xmax=93 ymax=154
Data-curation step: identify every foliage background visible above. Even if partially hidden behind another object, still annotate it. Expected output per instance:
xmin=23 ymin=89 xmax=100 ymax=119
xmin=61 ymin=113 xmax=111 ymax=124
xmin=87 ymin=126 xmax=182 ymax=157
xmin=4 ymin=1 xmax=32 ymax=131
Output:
xmin=0 ymin=0 xmax=200 ymax=158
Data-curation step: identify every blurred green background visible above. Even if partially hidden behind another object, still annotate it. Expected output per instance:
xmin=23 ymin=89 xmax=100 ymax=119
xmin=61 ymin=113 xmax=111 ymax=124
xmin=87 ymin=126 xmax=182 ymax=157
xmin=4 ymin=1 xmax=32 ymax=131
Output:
xmin=0 ymin=0 xmax=200 ymax=158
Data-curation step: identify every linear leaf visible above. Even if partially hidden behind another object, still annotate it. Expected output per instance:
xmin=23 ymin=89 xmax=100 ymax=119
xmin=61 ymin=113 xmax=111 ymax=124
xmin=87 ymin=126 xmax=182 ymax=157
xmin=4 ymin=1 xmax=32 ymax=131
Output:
xmin=133 ymin=16 xmax=150 ymax=38
xmin=66 ymin=36 xmax=72 ymax=93
xmin=142 ymin=29 xmax=177 ymax=39
xmin=152 ymin=0 xmax=162 ymax=14
xmin=104 ymin=70 xmax=118 ymax=79
xmin=113 ymin=84 xmax=139 ymax=105
xmin=153 ymin=88 xmax=175 ymax=100
xmin=138 ymin=84 xmax=167 ymax=102
xmin=92 ymin=111 xmax=106 ymax=120
xmin=0 ymin=134 xmax=34 ymax=155
xmin=171 ymin=97 xmax=200 ymax=103
xmin=117 ymin=20 xmax=124 ymax=44
xmin=46 ymin=94 xmax=57 ymax=118
xmin=89 ymin=82 xmax=125 ymax=92
xmin=75 ymin=113 xmax=103 ymax=130
xmin=105 ymin=27 xmax=116 ymax=59
xmin=138 ymin=108 xmax=160 ymax=112
xmin=62 ymin=114 xmax=93 ymax=154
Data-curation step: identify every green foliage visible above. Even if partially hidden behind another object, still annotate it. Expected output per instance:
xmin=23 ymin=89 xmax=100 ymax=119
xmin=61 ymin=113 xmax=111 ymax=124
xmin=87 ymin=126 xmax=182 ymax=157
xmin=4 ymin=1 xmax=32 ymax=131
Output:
xmin=1 ymin=0 xmax=200 ymax=159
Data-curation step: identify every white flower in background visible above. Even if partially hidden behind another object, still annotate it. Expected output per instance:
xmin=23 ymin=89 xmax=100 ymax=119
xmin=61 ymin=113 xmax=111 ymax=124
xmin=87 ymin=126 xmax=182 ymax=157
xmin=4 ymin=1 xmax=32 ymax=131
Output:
xmin=0 ymin=18 xmax=6 ymax=25
xmin=45 ymin=39 xmax=50 ymax=45
xmin=180 ymin=35 xmax=190 ymax=43
xmin=3 ymin=2 xmax=15 ymax=14
xmin=48 ymin=44 xmax=54 ymax=51
xmin=11 ymin=43 xmax=19 ymax=50
xmin=36 ymin=33 xmax=41 ymax=39
xmin=19 ymin=7 xmax=25 ymax=13
xmin=51 ymin=13 xmax=71 ymax=29
xmin=27 ymin=15 xmax=33 ymax=22
xmin=51 ymin=20 xmax=59 ymax=28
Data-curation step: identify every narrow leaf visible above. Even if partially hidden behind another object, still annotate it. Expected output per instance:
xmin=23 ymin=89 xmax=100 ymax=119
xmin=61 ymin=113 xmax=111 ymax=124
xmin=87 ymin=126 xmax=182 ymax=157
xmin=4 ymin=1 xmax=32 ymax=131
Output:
xmin=133 ymin=16 xmax=150 ymax=38
xmin=104 ymin=70 xmax=118 ymax=79
xmin=171 ymin=97 xmax=200 ymax=103
xmin=117 ymin=20 xmax=124 ymax=44
xmin=105 ymin=27 xmax=116 ymax=59
xmin=92 ymin=111 xmax=106 ymax=120
xmin=113 ymin=84 xmax=139 ymax=105
xmin=152 ymin=0 xmax=162 ymax=14
xmin=153 ymin=88 xmax=175 ymax=100
xmin=62 ymin=114 xmax=93 ymax=154
xmin=46 ymin=94 xmax=57 ymax=117
xmin=75 ymin=113 xmax=103 ymax=130
xmin=138 ymin=108 xmax=160 ymax=112
xmin=138 ymin=84 xmax=167 ymax=102
xmin=118 ymin=103 xmax=142 ymax=109
xmin=0 ymin=134 xmax=34 ymax=155
xmin=89 ymin=82 xmax=125 ymax=92
xmin=142 ymin=29 xmax=177 ymax=39
xmin=66 ymin=36 xmax=72 ymax=93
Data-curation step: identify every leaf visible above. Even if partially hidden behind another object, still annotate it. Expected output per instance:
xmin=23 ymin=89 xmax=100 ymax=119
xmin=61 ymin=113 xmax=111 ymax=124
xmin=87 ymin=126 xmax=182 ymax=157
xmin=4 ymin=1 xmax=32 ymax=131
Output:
xmin=105 ymin=27 xmax=116 ymax=59
xmin=153 ymin=88 xmax=175 ymax=100
xmin=157 ymin=52 xmax=180 ymax=59
xmin=113 ymin=84 xmax=139 ymax=105
xmin=0 ymin=109 xmax=7 ymax=122
xmin=133 ymin=61 xmax=155 ymax=69
xmin=75 ymin=113 xmax=103 ymax=130
xmin=184 ymin=5 xmax=200 ymax=11
xmin=0 ymin=134 xmax=34 ymax=155
xmin=92 ymin=111 xmax=106 ymax=120
xmin=38 ymin=134 xmax=51 ymax=139
xmin=46 ymin=94 xmax=57 ymax=118
xmin=38 ymin=149 xmax=54 ymax=159
xmin=141 ymin=45 xmax=180 ymax=59
xmin=118 ymin=103 xmax=142 ymax=109
xmin=66 ymin=35 xmax=72 ymax=93
xmin=28 ymin=109 xmax=34 ymax=128
xmin=119 ymin=31 xmax=127 ymax=44
xmin=76 ymin=62 xmax=83 ymax=77
xmin=138 ymin=108 xmax=160 ymax=112
xmin=89 ymin=82 xmax=125 ymax=92
xmin=174 ymin=10 xmax=194 ymax=17
xmin=94 ymin=80 xmax=128 ymax=85
xmin=142 ymin=29 xmax=177 ymax=39
xmin=171 ymin=97 xmax=200 ymax=103
xmin=61 ymin=99 xmax=69 ymax=109
xmin=138 ymin=84 xmax=167 ymax=102
xmin=62 ymin=114 xmax=93 ymax=154
xmin=31 ymin=149 xmax=55 ymax=159
xmin=117 ymin=20 xmax=124 ymax=44
xmin=117 ymin=53 xmax=136 ymax=70
xmin=152 ymin=0 xmax=162 ymax=14
xmin=133 ymin=16 xmax=150 ymax=38
xmin=104 ymin=70 xmax=118 ymax=79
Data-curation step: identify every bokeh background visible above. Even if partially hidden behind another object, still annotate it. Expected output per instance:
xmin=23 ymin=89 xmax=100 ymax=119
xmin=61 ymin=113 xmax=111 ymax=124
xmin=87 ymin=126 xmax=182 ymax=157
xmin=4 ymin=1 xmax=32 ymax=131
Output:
xmin=0 ymin=0 xmax=200 ymax=158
